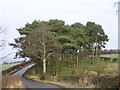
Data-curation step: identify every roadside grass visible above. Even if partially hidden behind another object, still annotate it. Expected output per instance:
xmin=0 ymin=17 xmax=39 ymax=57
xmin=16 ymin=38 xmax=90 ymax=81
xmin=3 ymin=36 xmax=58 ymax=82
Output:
xmin=2 ymin=75 xmax=27 ymax=88
xmin=42 ymin=81 xmax=82 ymax=88
xmin=52 ymin=82 xmax=82 ymax=88
xmin=1 ymin=63 xmax=20 ymax=71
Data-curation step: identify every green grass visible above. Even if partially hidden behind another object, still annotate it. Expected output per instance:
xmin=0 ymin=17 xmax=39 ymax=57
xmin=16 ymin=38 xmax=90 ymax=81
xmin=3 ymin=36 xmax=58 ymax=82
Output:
xmin=36 ymin=55 xmax=118 ymax=76
xmin=24 ymin=54 xmax=118 ymax=80
xmin=100 ymin=54 xmax=119 ymax=58
xmin=1 ymin=63 xmax=20 ymax=71
xmin=23 ymin=55 xmax=118 ymax=88
xmin=57 ymin=58 xmax=118 ymax=76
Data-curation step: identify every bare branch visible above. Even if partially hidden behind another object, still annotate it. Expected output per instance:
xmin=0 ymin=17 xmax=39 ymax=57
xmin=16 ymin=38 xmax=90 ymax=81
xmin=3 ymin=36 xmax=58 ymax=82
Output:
xmin=0 ymin=52 xmax=15 ymax=60
xmin=0 ymin=40 xmax=4 ymax=47
xmin=46 ymin=53 xmax=52 ymax=60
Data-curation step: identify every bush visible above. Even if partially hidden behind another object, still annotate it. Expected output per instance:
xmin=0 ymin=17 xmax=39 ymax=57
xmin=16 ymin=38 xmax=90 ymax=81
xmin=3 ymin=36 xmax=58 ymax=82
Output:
xmin=63 ymin=74 xmax=92 ymax=85
xmin=23 ymin=66 xmax=38 ymax=79
xmin=91 ymin=75 xmax=119 ymax=88
xmin=63 ymin=74 xmax=119 ymax=88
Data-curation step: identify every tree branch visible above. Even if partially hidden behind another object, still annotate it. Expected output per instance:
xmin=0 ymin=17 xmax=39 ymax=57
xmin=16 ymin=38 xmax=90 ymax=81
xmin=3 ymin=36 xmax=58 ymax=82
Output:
xmin=46 ymin=53 xmax=52 ymax=60
xmin=0 ymin=52 xmax=15 ymax=60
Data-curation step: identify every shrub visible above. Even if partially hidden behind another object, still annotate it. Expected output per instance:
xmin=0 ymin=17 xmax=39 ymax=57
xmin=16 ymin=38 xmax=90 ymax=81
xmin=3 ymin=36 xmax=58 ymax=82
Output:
xmin=23 ymin=66 xmax=37 ymax=78
xmin=63 ymin=74 xmax=119 ymax=88
xmin=91 ymin=75 xmax=119 ymax=88
xmin=63 ymin=74 xmax=92 ymax=85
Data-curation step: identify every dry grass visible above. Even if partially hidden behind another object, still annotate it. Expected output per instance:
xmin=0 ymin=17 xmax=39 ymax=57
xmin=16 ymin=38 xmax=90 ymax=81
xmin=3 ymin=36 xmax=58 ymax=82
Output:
xmin=2 ymin=75 xmax=26 ymax=88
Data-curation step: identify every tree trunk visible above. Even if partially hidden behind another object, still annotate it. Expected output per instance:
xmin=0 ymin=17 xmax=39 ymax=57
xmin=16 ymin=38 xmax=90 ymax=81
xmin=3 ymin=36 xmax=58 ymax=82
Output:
xmin=43 ymin=58 xmax=46 ymax=74
xmin=96 ymin=45 xmax=98 ymax=57
xmin=76 ymin=55 xmax=79 ymax=68
xmin=91 ymin=46 xmax=94 ymax=64
xmin=92 ymin=46 xmax=94 ymax=58
xmin=43 ymin=38 xmax=46 ymax=74
xmin=95 ymin=37 xmax=98 ymax=57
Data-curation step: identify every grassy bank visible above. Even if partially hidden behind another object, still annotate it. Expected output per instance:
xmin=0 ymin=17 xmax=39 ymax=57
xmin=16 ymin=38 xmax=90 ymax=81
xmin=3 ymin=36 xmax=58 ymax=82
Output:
xmin=2 ymin=61 xmax=33 ymax=75
xmin=1 ymin=63 xmax=21 ymax=71
xmin=56 ymin=59 xmax=118 ymax=76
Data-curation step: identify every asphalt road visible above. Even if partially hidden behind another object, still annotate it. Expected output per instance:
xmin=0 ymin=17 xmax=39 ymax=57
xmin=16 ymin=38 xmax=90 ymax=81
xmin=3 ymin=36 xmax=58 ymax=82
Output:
xmin=13 ymin=64 xmax=64 ymax=89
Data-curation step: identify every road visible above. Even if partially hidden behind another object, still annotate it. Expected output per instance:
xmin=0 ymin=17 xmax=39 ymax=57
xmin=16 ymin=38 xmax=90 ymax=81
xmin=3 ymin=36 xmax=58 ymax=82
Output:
xmin=13 ymin=64 xmax=64 ymax=89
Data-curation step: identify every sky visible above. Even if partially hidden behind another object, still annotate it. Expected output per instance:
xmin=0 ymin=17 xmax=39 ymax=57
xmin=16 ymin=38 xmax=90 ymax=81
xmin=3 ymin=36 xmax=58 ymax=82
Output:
xmin=0 ymin=0 xmax=118 ymax=63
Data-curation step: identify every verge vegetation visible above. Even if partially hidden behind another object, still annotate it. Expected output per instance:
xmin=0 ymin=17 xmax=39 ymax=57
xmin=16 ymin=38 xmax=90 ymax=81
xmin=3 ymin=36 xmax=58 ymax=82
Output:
xmin=2 ymin=75 xmax=27 ymax=89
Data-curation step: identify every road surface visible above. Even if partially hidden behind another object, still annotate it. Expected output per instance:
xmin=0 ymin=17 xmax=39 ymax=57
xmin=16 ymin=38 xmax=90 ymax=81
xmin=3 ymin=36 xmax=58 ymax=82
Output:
xmin=13 ymin=64 xmax=64 ymax=89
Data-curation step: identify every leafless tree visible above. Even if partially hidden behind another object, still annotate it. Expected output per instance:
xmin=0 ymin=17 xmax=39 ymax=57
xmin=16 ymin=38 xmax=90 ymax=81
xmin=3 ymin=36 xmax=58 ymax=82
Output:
xmin=114 ymin=1 xmax=120 ymax=14
xmin=0 ymin=26 xmax=5 ymax=49
xmin=0 ymin=26 xmax=14 ymax=60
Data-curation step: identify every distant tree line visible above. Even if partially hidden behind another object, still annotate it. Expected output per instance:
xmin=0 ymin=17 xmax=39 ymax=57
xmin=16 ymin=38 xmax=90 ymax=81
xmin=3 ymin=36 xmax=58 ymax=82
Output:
xmin=99 ymin=49 xmax=119 ymax=54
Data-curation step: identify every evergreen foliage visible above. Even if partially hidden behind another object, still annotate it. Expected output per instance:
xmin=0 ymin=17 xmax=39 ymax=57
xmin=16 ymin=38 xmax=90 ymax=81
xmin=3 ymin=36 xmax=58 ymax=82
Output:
xmin=10 ymin=19 xmax=109 ymax=77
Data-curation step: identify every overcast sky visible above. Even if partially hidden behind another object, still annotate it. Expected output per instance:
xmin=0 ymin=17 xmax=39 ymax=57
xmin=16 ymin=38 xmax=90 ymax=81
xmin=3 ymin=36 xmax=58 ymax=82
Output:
xmin=0 ymin=0 xmax=118 ymax=62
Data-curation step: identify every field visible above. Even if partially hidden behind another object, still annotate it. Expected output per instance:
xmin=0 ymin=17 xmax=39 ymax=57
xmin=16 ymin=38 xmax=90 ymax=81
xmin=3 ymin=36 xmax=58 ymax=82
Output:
xmin=100 ymin=54 xmax=119 ymax=58
xmin=1 ymin=63 xmax=20 ymax=71
xmin=57 ymin=59 xmax=118 ymax=76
